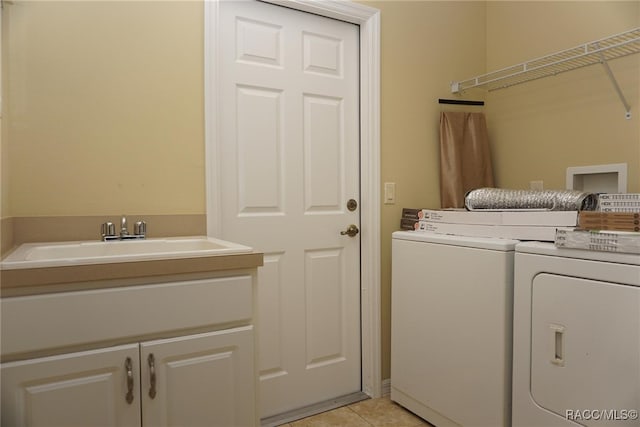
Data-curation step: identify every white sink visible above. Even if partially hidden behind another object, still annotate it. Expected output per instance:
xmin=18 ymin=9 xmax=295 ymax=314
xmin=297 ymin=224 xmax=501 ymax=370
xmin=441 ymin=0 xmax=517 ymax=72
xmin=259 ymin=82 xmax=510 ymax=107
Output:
xmin=1 ymin=237 xmax=253 ymax=269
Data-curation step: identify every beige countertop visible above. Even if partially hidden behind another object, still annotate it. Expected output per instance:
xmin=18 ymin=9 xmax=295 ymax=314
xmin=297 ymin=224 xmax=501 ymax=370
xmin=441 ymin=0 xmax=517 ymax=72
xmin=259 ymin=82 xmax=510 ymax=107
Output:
xmin=1 ymin=252 xmax=264 ymax=297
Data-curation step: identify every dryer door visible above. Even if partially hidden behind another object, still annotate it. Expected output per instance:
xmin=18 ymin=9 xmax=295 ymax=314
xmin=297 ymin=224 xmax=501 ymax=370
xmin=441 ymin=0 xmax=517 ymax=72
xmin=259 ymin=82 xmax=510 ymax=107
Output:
xmin=531 ymin=273 xmax=640 ymax=426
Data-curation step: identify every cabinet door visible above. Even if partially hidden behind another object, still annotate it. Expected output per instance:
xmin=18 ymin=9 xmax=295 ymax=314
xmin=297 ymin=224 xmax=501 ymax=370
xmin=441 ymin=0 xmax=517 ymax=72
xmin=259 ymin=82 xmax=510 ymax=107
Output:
xmin=140 ymin=326 xmax=256 ymax=427
xmin=1 ymin=344 xmax=141 ymax=427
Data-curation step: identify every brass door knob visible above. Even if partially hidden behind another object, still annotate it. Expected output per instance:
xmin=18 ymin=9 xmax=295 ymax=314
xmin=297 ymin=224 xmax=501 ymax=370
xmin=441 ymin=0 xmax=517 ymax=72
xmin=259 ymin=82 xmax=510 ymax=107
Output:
xmin=340 ymin=224 xmax=360 ymax=237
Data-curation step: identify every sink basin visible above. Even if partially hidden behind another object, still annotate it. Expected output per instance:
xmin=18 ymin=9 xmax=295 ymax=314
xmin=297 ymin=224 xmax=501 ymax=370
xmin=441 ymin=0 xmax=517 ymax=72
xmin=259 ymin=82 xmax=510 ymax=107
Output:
xmin=1 ymin=236 xmax=253 ymax=269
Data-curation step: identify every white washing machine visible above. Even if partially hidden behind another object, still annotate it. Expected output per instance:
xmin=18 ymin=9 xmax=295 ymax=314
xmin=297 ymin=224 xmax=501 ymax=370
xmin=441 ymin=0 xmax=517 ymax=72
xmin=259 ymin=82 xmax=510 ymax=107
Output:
xmin=391 ymin=231 xmax=518 ymax=427
xmin=512 ymin=242 xmax=640 ymax=427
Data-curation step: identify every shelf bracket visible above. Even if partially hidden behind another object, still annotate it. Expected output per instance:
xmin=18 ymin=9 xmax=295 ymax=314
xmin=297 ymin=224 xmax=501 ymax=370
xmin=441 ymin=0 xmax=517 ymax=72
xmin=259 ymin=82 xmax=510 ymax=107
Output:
xmin=597 ymin=50 xmax=631 ymax=120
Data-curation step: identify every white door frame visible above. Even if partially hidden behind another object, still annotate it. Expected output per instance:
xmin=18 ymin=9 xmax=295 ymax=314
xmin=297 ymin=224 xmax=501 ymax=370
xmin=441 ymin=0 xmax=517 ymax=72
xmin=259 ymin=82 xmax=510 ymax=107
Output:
xmin=204 ymin=0 xmax=382 ymax=399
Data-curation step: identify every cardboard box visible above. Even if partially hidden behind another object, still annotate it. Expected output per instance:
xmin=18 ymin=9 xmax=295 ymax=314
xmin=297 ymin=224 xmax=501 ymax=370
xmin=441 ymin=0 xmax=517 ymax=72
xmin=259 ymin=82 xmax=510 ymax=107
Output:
xmin=578 ymin=224 xmax=640 ymax=232
xmin=598 ymin=193 xmax=640 ymax=201
xmin=417 ymin=221 xmax=566 ymax=241
xmin=580 ymin=211 xmax=640 ymax=220
xmin=598 ymin=194 xmax=640 ymax=212
xmin=420 ymin=209 xmax=578 ymax=227
xmin=555 ymin=229 xmax=640 ymax=254
xmin=578 ymin=211 xmax=640 ymax=231
xmin=400 ymin=218 xmax=419 ymax=231
xmin=598 ymin=206 xmax=640 ymax=213
xmin=401 ymin=208 xmax=423 ymax=220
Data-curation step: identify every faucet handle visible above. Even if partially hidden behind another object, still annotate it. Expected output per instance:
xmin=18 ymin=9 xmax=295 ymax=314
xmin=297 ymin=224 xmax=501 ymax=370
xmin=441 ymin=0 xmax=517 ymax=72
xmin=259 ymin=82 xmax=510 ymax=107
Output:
xmin=101 ymin=222 xmax=116 ymax=238
xmin=134 ymin=221 xmax=146 ymax=237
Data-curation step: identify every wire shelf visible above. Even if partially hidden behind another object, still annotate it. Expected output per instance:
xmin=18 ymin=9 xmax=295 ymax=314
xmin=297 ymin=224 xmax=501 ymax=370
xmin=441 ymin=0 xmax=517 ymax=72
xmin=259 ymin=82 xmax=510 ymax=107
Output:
xmin=451 ymin=27 xmax=640 ymax=93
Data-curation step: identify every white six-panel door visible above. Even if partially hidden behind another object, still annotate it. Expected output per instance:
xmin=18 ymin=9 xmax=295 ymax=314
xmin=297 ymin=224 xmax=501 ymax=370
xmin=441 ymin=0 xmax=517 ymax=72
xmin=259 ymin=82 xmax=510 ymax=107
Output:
xmin=218 ymin=0 xmax=361 ymax=418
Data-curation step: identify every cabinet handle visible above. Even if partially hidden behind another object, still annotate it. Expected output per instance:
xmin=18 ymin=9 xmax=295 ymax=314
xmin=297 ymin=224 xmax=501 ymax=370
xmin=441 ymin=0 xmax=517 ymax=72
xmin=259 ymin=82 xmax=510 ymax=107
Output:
xmin=125 ymin=357 xmax=134 ymax=404
xmin=148 ymin=353 xmax=157 ymax=399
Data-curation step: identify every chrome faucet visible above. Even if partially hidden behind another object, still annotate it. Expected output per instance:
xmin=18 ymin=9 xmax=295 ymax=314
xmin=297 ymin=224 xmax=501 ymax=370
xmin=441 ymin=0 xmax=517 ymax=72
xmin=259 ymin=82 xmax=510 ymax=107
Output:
xmin=120 ymin=215 xmax=129 ymax=237
xmin=101 ymin=216 xmax=146 ymax=241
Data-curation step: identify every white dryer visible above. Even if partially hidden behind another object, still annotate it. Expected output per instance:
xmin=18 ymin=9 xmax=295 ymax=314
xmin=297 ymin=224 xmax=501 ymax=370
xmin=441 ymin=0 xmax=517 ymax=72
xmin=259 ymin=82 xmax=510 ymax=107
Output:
xmin=391 ymin=231 xmax=518 ymax=427
xmin=512 ymin=242 xmax=640 ymax=427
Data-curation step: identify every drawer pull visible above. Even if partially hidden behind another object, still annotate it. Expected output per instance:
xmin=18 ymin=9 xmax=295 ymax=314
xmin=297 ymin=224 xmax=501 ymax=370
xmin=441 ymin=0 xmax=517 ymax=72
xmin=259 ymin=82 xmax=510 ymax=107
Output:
xmin=125 ymin=357 xmax=134 ymax=404
xmin=148 ymin=353 xmax=157 ymax=399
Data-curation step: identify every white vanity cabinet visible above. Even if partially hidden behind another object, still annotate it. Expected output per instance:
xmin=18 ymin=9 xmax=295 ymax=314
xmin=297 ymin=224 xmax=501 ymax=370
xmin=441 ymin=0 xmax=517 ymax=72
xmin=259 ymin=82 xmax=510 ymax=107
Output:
xmin=2 ymin=344 xmax=142 ymax=427
xmin=141 ymin=327 xmax=254 ymax=427
xmin=1 ymin=273 xmax=260 ymax=427
xmin=2 ymin=328 xmax=254 ymax=427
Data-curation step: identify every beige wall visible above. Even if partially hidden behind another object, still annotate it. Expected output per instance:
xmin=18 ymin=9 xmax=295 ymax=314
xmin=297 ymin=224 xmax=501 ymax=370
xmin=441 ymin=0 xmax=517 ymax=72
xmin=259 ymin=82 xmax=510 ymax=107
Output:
xmin=1 ymin=5 xmax=7 ymax=219
xmin=2 ymin=1 xmax=638 ymax=383
xmin=3 ymin=0 xmax=204 ymax=217
xmin=486 ymin=2 xmax=640 ymax=192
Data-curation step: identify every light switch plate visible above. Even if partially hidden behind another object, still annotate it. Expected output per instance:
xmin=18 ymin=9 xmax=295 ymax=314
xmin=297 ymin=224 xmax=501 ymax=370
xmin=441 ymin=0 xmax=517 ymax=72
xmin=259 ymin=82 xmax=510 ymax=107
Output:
xmin=384 ymin=182 xmax=396 ymax=204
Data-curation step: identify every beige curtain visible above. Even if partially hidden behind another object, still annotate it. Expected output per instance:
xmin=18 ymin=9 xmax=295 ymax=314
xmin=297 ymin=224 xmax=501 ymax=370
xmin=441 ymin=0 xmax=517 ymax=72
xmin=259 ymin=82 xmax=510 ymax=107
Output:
xmin=439 ymin=112 xmax=495 ymax=208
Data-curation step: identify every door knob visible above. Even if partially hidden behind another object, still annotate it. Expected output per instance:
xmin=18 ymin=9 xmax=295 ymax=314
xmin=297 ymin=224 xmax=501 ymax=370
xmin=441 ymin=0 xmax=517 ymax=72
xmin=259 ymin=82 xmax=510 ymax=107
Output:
xmin=340 ymin=224 xmax=359 ymax=237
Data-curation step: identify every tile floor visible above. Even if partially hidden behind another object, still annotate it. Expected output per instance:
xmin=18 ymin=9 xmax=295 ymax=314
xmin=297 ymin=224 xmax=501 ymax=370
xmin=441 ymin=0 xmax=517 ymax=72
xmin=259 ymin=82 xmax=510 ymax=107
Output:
xmin=277 ymin=396 xmax=434 ymax=427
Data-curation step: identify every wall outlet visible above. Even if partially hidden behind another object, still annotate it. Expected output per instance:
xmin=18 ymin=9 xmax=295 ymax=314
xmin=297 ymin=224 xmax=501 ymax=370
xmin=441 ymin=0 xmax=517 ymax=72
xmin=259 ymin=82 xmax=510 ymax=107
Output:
xmin=530 ymin=180 xmax=544 ymax=191
xmin=384 ymin=182 xmax=396 ymax=204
